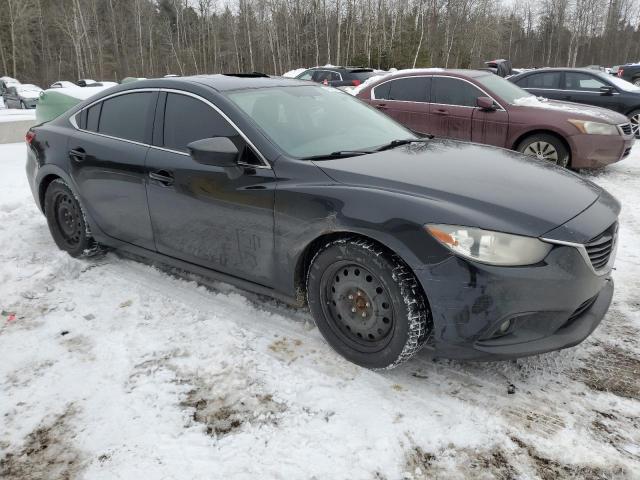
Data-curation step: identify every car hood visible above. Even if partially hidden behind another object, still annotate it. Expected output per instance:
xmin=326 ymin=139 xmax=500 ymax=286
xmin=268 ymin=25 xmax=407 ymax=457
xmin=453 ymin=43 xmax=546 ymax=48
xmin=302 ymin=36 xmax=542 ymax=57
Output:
xmin=511 ymin=97 xmax=628 ymax=124
xmin=314 ymin=139 xmax=605 ymax=238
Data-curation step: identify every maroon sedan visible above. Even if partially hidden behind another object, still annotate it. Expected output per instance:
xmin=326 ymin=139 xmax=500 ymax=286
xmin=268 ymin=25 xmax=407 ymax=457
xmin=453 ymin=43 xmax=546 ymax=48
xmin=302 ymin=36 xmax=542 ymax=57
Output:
xmin=356 ymin=69 xmax=635 ymax=168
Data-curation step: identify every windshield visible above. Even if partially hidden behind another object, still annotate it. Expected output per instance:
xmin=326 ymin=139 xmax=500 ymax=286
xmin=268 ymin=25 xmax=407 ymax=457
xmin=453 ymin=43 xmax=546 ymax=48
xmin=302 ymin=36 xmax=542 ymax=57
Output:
xmin=227 ymin=85 xmax=414 ymax=158
xmin=475 ymin=74 xmax=533 ymax=104
xmin=599 ymin=73 xmax=640 ymax=93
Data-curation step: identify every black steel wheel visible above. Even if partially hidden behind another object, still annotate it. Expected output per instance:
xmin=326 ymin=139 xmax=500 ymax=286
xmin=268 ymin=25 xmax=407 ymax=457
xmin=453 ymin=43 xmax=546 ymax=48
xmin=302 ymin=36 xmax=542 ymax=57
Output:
xmin=44 ymin=179 xmax=102 ymax=257
xmin=307 ymin=238 xmax=431 ymax=369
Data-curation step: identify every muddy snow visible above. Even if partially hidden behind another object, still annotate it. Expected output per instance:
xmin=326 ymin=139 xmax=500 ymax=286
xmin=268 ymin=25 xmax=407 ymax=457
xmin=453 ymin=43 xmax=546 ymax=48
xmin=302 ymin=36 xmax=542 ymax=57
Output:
xmin=1 ymin=142 xmax=639 ymax=479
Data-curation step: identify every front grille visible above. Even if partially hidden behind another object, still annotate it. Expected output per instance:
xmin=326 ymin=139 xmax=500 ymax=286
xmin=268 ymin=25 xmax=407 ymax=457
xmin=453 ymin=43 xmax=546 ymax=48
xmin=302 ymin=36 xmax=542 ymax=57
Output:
xmin=619 ymin=123 xmax=632 ymax=136
xmin=585 ymin=223 xmax=617 ymax=271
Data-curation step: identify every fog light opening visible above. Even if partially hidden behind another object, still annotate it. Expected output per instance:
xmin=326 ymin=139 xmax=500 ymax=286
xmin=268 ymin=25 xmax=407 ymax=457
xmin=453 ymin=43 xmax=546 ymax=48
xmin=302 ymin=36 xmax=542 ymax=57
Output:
xmin=497 ymin=319 xmax=512 ymax=336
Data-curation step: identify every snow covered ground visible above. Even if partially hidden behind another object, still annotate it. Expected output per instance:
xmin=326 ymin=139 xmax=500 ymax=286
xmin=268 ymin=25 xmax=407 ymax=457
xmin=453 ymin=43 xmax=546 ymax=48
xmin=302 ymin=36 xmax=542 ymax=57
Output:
xmin=1 ymin=142 xmax=639 ymax=479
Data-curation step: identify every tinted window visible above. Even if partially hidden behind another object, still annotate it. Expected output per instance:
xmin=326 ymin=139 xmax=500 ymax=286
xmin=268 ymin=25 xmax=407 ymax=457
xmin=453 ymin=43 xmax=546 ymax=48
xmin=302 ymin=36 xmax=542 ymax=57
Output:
xmin=387 ymin=77 xmax=430 ymax=102
xmin=163 ymin=93 xmax=236 ymax=152
xmin=518 ymin=72 xmax=561 ymax=89
xmin=373 ymin=81 xmax=392 ymax=100
xmin=565 ymin=72 xmax=607 ymax=91
xmin=98 ymin=92 xmax=154 ymax=142
xmin=349 ymin=70 xmax=377 ymax=81
xmin=298 ymin=71 xmax=314 ymax=80
xmin=312 ymin=70 xmax=340 ymax=83
xmin=86 ymin=103 xmax=101 ymax=132
xmin=432 ymin=77 xmax=482 ymax=107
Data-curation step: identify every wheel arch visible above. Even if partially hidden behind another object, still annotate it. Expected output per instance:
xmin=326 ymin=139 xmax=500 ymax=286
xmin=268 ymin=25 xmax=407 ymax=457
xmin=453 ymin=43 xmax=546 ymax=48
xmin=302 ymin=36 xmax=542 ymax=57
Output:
xmin=38 ymin=174 xmax=63 ymax=213
xmin=293 ymin=230 xmax=425 ymax=304
xmin=512 ymin=129 xmax=572 ymax=166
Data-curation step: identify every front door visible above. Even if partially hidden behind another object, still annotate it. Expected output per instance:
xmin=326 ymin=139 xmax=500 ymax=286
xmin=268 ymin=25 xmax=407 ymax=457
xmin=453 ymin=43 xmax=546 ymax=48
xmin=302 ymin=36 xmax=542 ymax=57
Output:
xmin=562 ymin=71 xmax=622 ymax=112
xmin=68 ymin=90 xmax=157 ymax=250
xmin=471 ymin=108 xmax=510 ymax=147
xmin=145 ymin=92 xmax=276 ymax=286
xmin=429 ymin=77 xmax=481 ymax=141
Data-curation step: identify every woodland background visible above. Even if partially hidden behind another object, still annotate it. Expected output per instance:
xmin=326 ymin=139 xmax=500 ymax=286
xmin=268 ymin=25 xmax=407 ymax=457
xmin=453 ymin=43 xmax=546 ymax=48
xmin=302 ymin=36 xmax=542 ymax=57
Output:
xmin=1 ymin=0 xmax=640 ymax=86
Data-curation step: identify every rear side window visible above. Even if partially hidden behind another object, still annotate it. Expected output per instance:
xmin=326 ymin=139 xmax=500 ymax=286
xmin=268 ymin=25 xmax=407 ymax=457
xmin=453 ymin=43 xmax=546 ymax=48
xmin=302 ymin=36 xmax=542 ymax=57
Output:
xmin=98 ymin=92 xmax=154 ymax=143
xmin=163 ymin=93 xmax=236 ymax=152
xmin=312 ymin=70 xmax=340 ymax=83
xmin=432 ymin=77 xmax=482 ymax=107
xmin=379 ymin=77 xmax=430 ymax=102
xmin=517 ymin=72 xmax=561 ymax=89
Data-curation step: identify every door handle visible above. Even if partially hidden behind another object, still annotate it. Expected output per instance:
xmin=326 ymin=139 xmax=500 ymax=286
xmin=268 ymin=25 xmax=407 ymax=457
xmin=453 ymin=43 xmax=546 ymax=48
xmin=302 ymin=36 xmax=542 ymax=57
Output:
xmin=149 ymin=170 xmax=174 ymax=186
xmin=434 ymin=109 xmax=449 ymax=115
xmin=69 ymin=148 xmax=87 ymax=162
xmin=376 ymin=103 xmax=387 ymax=110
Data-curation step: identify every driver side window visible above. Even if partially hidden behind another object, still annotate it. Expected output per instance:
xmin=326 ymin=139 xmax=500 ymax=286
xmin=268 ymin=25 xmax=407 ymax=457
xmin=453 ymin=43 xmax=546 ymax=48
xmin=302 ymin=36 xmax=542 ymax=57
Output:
xmin=163 ymin=93 xmax=262 ymax=166
xmin=432 ymin=77 xmax=483 ymax=107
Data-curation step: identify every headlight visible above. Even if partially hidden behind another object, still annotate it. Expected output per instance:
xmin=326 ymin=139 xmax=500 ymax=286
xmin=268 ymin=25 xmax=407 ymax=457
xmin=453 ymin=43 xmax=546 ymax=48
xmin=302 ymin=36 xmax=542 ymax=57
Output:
xmin=426 ymin=224 xmax=552 ymax=266
xmin=568 ymin=119 xmax=619 ymax=136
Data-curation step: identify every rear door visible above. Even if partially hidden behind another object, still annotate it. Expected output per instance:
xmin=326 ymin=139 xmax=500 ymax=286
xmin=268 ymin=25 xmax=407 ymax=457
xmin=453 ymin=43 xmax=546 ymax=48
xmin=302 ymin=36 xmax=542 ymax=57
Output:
xmin=513 ymin=71 xmax=564 ymax=100
xmin=369 ymin=76 xmax=431 ymax=134
xmin=68 ymin=90 xmax=157 ymax=250
xmin=145 ymin=91 xmax=276 ymax=286
xmin=429 ymin=76 xmax=479 ymax=141
xmin=562 ymin=71 xmax=621 ymax=112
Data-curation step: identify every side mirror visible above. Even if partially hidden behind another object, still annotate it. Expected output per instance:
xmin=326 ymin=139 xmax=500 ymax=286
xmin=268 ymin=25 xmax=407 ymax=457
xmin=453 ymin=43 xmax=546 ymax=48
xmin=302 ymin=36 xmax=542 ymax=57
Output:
xmin=599 ymin=86 xmax=615 ymax=96
xmin=187 ymin=137 xmax=239 ymax=167
xmin=476 ymin=96 xmax=496 ymax=110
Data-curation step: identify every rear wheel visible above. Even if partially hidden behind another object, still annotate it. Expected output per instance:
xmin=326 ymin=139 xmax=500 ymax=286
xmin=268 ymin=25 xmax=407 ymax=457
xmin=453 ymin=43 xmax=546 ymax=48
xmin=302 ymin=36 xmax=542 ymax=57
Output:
xmin=517 ymin=133 xmax=570 ymax=168
xmin=633 ymin=78 xmax=640 ymax=87
xmin=628 ymin=110 xmax=640 ymax=138
xmin=307 ymin=238 xmax=431 ymax=369
xmin=44 ymin=179 xmax=102 ymax=257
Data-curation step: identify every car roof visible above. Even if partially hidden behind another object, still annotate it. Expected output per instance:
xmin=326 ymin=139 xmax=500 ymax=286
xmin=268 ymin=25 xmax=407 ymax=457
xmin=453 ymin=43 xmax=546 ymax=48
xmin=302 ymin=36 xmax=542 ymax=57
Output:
xmin=389 ymin=68 xmax=492 ymax=78
xmin=119 ymin=74 xmax=312 ymax=92
xmin=513 ymin=67 xmax=605 ymax=75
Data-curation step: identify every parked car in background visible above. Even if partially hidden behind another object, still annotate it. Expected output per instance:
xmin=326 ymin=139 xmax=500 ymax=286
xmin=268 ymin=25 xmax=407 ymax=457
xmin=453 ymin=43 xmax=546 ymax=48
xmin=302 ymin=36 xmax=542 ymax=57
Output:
xmin=509 ymin=68 xmax=640 ymax=137
xmin=0 ymin=76 xmax=20 ymax=96
xmin=50 ymin=81 xmax=77 ymax=88
xmin=483 ymin=59 xmax=512 ymax=77
xmin=77 ymin=79 xmax=96 ymax=87
xmin=617 ymin=64 xmax=640 ymax=86
xmin=26 ymin=75 xmax=619 ymax=367
xmin=3 ymin=84 xmax=43 ymax=109
xmin=356 ymin=69 xmax=634 ymax=168
xmin=296 ymin=66 xmax=381 ymax=88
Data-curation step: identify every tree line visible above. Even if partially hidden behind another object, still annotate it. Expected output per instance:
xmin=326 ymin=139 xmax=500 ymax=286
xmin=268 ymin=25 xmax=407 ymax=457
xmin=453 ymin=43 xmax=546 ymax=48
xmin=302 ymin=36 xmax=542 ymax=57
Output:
xmin=1 ymin=0 xmax=639 ymax=87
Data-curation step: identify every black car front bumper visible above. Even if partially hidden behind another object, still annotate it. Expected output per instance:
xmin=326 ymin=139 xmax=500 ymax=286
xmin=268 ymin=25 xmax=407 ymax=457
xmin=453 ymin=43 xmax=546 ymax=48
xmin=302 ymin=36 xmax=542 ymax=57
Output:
xmin=415 ymin=243 xmax=614 ymax=360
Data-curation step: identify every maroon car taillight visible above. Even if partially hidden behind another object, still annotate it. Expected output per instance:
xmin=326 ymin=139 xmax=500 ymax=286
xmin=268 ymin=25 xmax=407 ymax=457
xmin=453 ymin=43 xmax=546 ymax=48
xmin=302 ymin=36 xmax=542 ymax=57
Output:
xmin=25 ymin=131 xmax=35 ymax=145
xmin=352 ymin=79 xmax=362 ymax=86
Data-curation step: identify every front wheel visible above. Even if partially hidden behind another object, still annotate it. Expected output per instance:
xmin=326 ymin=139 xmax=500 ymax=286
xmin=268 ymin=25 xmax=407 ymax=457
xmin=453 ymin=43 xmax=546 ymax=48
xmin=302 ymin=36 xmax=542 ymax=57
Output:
xmin=628 ymin=109 xmax=640 ymax=138
xmin=633 ymin=78 xmax=640 ymax=87
xmin=44 ymin=179 xmax=102 ymax=257
xmin=307 ymin=238 xmax=431 ymax=369
xmin=517 ymin=133 xmax=570 ymax=168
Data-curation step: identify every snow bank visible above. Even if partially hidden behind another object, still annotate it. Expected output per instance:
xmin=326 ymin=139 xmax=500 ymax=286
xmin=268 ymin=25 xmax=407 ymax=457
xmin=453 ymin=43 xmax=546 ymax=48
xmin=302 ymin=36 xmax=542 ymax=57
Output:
xmin=282 ymin=68 xmax=307 ymax=78
xmin=0 ymin=109 xmax=36 ymax=123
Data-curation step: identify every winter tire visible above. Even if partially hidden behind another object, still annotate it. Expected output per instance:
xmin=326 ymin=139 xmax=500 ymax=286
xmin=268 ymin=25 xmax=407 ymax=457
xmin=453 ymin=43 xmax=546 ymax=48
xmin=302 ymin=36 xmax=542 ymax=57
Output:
xmin=517 ymin=133 xmax=570 ymax=168
xmin=44 ymin=179 xmax=102 ymax=257
xmin=307 ymin=237 xmax=431 ymax=369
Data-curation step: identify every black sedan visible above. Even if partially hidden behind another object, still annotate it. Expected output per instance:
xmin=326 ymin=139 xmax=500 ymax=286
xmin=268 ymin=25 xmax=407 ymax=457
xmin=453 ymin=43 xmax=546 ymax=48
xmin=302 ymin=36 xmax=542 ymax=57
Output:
xmin=295 ymin=66 xmax=380 ymax=88
xmin=509 ymin=68 xmax=640 ymax=137
xmin=26 ymin=75 xmax=619 ymax=368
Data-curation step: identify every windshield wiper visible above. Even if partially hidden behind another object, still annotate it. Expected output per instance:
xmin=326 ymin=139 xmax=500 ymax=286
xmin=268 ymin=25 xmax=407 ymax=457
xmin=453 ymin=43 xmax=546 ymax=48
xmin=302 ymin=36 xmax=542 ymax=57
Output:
xmin=301 ymin=150 xmax=372 ymax=160
xmin=375 ymin=137 xmax=433 ymax=152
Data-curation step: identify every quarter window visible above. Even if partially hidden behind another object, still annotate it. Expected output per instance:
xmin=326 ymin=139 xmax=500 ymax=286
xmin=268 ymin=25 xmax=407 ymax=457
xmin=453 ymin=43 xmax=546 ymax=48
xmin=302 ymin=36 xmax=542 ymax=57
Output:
xmin=162 ymin=93 xmax=236 ymax=152
xmin=432 ymin=77 xmax=482 ymax=107
xmin=86 ymin=103 xmax=101 ymax=132
xmin=565 ymin=72 xmax=607 ymax=91
xmin=98 ymin=92 xmax=154 ymax=143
